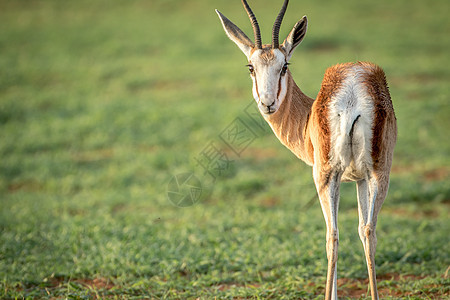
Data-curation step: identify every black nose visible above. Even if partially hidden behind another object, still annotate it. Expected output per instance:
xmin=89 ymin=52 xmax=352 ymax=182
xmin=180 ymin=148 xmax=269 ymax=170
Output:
xmin=262 ymin=102 xmax=275 ymax=114
xmin=262 ymin=101 xmax=275 ymax=108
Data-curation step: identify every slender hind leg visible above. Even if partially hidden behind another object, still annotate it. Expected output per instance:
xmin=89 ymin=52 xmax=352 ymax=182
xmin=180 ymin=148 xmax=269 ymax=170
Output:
xmin=314 ymin=166 xmax=342 ymax=300
xmin=356 ymin=173 xmax=389 ymax=299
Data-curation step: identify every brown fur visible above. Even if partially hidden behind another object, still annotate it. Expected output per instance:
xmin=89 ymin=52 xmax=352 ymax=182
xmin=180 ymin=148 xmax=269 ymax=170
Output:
xmin=259 ymin=47 xmax=276 ymax=62
xmin=217 ymin=7 xmax=396 ymax=299
xmin=265 ymin=62 xmax=397 ymax=200
xmin=266 ymin=70 xmax=315 ymax=165
xmin=250 ymin=46 xmax=277 ymax=63
xmin=267 ymin=62 xmax=396 ymax=177
xmin=311 ymin=63 xmax=350 ymax=164
xmin=266 ymin=64 xmax=350 ymax=168
xmin=358 ymin=62 xmax=397 ymax=172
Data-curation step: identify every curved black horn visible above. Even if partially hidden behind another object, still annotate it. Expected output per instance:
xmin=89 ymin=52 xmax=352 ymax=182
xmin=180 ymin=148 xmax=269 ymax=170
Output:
xmin=241 ymin=0 xmax=262 ymax=49
xmin=272 ymin=0 xmax=289 ymax=49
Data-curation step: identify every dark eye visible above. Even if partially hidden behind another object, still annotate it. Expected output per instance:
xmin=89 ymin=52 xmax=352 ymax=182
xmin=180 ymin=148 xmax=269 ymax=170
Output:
xmin=281 ymin=63 xmax=289 ymax=75
xmin=246 ymin=64 xmax=254 ymax=74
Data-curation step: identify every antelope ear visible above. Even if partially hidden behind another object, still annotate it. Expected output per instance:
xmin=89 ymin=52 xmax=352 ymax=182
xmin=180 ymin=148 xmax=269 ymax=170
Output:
xmin=282 ymin=16 xmax=308 ymax=60
xmin=216 ymin=9 xmax=254 ymax=58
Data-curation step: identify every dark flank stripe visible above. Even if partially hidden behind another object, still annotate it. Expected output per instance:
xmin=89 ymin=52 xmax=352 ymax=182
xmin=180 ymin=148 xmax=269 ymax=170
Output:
xmin=313 ymin=63 xmax=349 ymax=163
xmin=360 ymin=63 xmax=393 ymax=170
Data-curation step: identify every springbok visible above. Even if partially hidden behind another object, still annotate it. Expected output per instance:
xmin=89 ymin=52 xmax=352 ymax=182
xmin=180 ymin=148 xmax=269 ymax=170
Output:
xmin=216 ymin=0 xmax=397 ymax=299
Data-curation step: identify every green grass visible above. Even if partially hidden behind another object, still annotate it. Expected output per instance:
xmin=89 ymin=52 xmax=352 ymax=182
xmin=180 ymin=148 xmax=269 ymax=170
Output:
xmin=1 ymin=0 xmax=449 ymax=298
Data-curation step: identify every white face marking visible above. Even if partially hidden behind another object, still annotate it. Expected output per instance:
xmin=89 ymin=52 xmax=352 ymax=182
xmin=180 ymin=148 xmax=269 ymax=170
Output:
xmin=248 ymin=49 xmax=288 ymax=116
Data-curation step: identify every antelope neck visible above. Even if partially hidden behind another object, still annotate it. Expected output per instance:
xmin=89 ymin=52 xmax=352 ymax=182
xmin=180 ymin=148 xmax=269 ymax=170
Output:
xmin=265 ymin=70 xmax=315 ymax=165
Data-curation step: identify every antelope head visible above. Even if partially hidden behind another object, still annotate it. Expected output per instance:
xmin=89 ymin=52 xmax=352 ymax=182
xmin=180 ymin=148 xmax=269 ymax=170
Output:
xmin=216 ymin=0 xmax=307 ymax=115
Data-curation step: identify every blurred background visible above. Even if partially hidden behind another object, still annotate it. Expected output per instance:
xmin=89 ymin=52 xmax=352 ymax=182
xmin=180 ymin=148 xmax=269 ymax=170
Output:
xmin=1 ymin=0 xmax=449 ymax=298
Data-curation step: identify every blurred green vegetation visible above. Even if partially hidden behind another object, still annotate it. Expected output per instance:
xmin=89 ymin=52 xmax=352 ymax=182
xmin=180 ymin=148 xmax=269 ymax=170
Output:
xmin=0 ymin=0 xmax=449 ymax=298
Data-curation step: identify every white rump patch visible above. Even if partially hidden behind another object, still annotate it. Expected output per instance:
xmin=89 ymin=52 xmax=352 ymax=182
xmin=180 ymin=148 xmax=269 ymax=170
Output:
xmin=328 ymin=66 xmax=374 ymax=180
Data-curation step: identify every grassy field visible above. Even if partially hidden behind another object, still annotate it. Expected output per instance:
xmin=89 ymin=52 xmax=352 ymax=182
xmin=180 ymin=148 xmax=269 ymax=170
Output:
xmin=1 ymin=0 xmax=449 ymax=298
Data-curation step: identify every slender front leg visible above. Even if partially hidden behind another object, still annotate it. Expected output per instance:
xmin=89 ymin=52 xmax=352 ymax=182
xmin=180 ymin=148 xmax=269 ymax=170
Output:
xmin=314 ymin=167 xmax=342 ymax=300
xmin=356 ymin=174 xmax=388 ymax=300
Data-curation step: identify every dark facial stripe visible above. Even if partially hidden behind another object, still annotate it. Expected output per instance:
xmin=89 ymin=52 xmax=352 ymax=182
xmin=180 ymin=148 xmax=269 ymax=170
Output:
xmin=254 ymin=76 xmax=260 ymax=99
xmin=277 ymin=75 xmax=282 ymax=98
xmin=276 ymin=62 xmax=288 ymax=99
